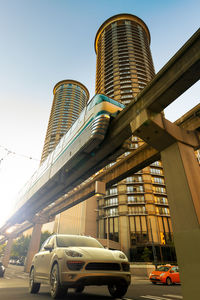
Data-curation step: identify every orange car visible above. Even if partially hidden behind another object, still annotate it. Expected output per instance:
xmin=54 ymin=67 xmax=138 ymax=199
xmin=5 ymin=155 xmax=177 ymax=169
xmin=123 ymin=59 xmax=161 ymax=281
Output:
xmin=149 ymin=265 xmax=180 ymax=285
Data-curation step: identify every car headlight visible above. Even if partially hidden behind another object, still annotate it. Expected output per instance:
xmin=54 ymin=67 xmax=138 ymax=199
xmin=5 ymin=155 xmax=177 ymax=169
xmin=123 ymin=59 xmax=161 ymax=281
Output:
xmin=119 ymin=253 xmax=126 ymax=259
xmin=160 ymin=273 xmax=165 ymax=277
xmin=65 ymin=250 xmax=83 ymax=257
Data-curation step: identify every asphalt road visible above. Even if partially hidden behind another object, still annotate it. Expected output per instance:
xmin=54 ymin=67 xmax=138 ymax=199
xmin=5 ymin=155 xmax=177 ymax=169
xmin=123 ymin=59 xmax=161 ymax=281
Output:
xmin=0 ymin=265 xmax=183 ymax=300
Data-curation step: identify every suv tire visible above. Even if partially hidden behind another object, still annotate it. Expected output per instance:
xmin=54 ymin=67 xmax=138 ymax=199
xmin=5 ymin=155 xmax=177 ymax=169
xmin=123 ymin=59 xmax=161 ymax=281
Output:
xmin=50 ymin=263 xmax=66 ymax=299
xmin=29 ymin=268 xmax=40 ymax=294
xmin=108 ymin=282 xmax=128 ymax=298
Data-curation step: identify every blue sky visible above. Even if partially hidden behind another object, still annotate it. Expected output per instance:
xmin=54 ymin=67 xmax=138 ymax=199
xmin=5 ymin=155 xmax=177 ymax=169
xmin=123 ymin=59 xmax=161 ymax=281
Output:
xmin=0 ymin=0 xmax=199 ymax=227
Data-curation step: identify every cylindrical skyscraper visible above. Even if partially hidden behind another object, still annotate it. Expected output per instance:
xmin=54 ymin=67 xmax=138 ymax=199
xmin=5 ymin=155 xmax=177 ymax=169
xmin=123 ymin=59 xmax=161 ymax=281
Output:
xmin=94 ymin=14 xmax=174 ymax=262
xmin=95 ymin=14 xmax=155 ymax=104
xmin=41 ymin=79 xmax=89 ymax=163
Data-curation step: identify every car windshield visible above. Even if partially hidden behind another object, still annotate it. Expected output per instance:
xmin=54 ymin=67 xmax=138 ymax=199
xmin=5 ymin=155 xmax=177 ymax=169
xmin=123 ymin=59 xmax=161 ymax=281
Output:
xmin=56 ymin=235 xmax=104 ymax=248
xmin=157 ymin=266 xmax=170 ymax=272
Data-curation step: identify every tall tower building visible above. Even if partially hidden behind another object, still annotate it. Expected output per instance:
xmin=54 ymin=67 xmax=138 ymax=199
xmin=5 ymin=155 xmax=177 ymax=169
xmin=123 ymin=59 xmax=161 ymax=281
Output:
xmin=40 ymin=79 xmax=89 ymax=235
xmin=41 ymin=79 xmax=89 ymax=163
xmin=95 ymin=14 xmax=154 ymax=104
xmin=94 ymin=14 xmax=175 ymax=261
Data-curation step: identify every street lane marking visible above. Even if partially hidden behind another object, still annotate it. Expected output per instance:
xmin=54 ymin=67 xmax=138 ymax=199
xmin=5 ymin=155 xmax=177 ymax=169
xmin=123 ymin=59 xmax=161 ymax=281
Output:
xmin=141 ymin=296 xmax=173 ymax=300
xmin=115 ymin=298 xmax=133 ymax=300
xmin=116 ymin=298 xmax=133 ymax=300
xmin=163 ymin=296 xmax=183 ymax=299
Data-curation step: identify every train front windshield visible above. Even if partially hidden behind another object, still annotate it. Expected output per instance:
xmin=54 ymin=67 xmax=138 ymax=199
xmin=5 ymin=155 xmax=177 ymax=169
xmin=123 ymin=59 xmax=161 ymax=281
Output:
xmin=87 ymin=94 xmax=125 ymax=111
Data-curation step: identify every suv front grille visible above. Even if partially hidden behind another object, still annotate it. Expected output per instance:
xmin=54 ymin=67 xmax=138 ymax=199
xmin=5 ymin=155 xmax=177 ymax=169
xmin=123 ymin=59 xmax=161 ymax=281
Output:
xmin=85 ymin=262 xmax=121 ymax=271
xmin=121 ymin=262 xmax=130 ymax=271
xmin=67 ymin=261 xmax=85 ymax=271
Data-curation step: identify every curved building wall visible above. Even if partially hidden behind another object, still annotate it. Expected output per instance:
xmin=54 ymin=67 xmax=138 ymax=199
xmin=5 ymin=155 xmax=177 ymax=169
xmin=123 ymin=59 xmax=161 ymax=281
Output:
xmin=94 ymin=14 xmax=174 ymax=262
xmin=41 ymin=80 xmax=89 ymax=163
xmin=95 ymin=14 xmax=155 ymax=105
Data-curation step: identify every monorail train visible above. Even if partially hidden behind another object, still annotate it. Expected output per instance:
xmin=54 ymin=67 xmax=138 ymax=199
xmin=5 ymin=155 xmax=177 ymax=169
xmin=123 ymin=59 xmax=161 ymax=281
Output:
xmin=13 ymin=94 xmax=125 ymax=220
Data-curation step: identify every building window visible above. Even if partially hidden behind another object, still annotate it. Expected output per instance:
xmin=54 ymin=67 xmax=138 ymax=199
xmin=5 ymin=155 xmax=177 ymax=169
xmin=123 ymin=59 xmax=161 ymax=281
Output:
xmin=155 ymin=197 xmax=168 ymax=205
xmin=153 ymin=177 xmax=164 ymax=184
xmin=126 ymin=176 xmax=142 ymax=183
xmin=150 ymin=167 xmax=163 ymax=175
xmin=127 ymin=195 xmax=144 ymax=203
xmin=127 ymin=185 xmax=144 ymax=193
xmin=156 ymin=207 xmax=170 ymax=216
xmin=128 ymin=206 xmax=146 ymax=215
xmin=106 ymin=207 xmax=118 ymax=216
xmin=151 ymin=161 xmax=160 ymax=167
xmin=105 ymin=197 xmax=118 ymax=206
xmin=130 ymin=232 xmax=148 ymax=245
xmin=104 ymin=217 xmax=119 ymax=242
xmin=107 ymin=187 xmax=118 ymax=195
xmin=154 ymin=186 xmax=166 ymax=194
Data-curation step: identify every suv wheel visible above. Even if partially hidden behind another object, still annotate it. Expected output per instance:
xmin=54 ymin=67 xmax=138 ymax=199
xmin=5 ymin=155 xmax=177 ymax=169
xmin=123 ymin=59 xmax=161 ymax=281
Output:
xmin=29 ymin=268 xmax=40 ymax=294
xmin=50 ymin=263 xmax=66 ymax=299
xmin=108 ymin=283 xmax=128 ymax=298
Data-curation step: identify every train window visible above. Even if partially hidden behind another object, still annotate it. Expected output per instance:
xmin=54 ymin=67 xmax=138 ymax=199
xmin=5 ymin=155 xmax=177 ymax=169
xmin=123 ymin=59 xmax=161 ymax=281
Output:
xmin=87 ymin=94 xmax=125 ymax=112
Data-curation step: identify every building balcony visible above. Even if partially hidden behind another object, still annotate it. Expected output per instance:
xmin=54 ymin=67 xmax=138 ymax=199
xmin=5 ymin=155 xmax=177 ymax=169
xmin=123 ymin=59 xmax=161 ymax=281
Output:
xmin=103 ymin=203 xmax=119 ymax=209
xmin=156 ymin=211 xmax=170 ymax=217
xmin=126 ymin=190 xmax=144 ymax=194
xmin=152 ymin=181 xmax=165 ymax=186
xmin=125 ymin=180 xmax=144 ymax=184
xmin=156 ymin=201 xmax=169 ymax=206
xmin=128 ymin=210 xmax=147 ymax=216
xmin=105 ymin=193 xmax=118 ymax=198
xmin=153 ymin=191 xmax=167 ymax=196
xmin=127 ymin=200 xmax=146 ymax=205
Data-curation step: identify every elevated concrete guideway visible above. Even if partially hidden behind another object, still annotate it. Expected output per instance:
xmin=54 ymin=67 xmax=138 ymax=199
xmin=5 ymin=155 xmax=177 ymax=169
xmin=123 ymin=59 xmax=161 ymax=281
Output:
xmin=36 ymin=104 xmax=200 ymax=221
xmin=1 ymin=28 xmax=200 ymax=235
xmin=0 ymin=105 xmax=198 ymax=248
xmin=0 ymin=104 xmax=198 ymax=246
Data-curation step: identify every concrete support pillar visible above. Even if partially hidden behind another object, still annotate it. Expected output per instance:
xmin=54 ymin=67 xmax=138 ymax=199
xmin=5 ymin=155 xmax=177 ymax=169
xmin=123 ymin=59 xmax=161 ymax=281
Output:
xmin=84 ymin=195 xmax=98 ymax=238
xmin=161 ymin=141 xmax=200 ymax=300
xmin=2 ymin=237 xmax=14 ymax=267
xmin=118 ymin=215 xmax=130 ymax=259
xmin=24 ymin=223 xmax=42 ymax=273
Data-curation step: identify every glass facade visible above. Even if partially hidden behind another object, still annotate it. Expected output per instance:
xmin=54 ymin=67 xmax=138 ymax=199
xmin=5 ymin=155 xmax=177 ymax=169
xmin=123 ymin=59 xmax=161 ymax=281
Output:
xmin=41 ymin=80 xmax=89 ymax=163
xmin=95 ymin=14 xmax=175 ymax=262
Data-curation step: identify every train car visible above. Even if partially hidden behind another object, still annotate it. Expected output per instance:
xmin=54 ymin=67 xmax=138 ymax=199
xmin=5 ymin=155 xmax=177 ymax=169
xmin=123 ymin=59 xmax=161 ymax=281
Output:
xmin=13 ymin=95 xmax=124 ymax=220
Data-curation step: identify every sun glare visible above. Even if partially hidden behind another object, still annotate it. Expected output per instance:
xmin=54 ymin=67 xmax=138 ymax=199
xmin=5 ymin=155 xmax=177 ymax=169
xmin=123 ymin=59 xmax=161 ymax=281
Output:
xmin=0 ymin=150 xmax=39 ymax=228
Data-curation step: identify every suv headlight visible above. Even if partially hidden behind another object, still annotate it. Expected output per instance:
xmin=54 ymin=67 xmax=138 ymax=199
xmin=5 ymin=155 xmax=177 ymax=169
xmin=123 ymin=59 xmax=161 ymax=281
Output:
xmin=119 ymin=253 xmax=126 ymax=259
xmin=65 ymin=250 xmax=83 ymax=257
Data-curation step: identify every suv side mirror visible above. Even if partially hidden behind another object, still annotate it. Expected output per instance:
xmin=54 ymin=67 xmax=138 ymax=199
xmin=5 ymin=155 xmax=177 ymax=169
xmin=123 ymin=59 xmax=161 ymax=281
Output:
xmin=44 ymin=244 xmax=53 ymax=252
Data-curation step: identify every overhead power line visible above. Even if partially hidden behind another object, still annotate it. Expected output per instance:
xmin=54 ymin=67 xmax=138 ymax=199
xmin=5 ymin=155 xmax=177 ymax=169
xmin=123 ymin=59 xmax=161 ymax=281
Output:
xmin=0 ymin=145 xmax=40 ymax=163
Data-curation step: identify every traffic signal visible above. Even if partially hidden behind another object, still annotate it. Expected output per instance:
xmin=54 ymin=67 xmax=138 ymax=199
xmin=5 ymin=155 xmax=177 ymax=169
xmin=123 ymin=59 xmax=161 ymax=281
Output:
xmin=160 ymin=232 xmax=166 ymax=245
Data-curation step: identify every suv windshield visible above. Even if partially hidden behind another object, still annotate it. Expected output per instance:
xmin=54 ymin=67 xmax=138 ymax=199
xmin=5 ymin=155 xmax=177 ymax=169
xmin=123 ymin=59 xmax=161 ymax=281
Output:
xmin=56 ymin=235 xmax=104 ymax=248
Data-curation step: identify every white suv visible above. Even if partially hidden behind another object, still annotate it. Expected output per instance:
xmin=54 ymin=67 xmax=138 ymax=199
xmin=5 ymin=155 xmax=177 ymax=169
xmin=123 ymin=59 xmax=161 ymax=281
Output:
xmin=29 ymin=234 xmax=131 ymax=298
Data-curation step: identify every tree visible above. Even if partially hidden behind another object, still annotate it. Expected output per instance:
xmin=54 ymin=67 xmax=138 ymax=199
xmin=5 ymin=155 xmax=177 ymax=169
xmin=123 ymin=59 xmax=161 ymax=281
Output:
xmin=40 ymin=231 xmax=52 ymax=248
xmin=10 ymin=231 xmax=52 ymax=259
xmin=141 ymin=247 xmax=152 ymax=262
xmin=11 ymin=235 xmax=31 ymax=259
xmin=0 ymin=243 xmax=6 ymax=258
